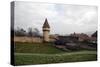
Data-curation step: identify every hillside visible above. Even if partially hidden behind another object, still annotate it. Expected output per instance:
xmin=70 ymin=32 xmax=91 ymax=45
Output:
xmin=15 ymin=42 xmax=66 ymax=54
xmin=14 ymin=42 xmax=97 ymax=65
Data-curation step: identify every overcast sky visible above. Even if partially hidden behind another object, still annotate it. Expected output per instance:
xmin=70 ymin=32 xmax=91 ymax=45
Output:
xmin=14 ymin=1 xmax=98 ymax=35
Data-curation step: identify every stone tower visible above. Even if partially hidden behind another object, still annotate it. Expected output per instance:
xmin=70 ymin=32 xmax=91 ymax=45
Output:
xmin=42 ymin=18 xmax=50 ymax=42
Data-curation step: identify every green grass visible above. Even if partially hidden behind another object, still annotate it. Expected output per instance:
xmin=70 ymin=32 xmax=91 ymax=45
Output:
xmin=14 ymin=42 xmax=97 ymax=65
xmin=15 ymin=42 xmax=66 ymax=54
xmin=15 ymin=51 xmax=97 ymax=65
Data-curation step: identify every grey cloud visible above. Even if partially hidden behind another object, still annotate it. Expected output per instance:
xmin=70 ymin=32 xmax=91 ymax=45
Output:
xmin=14 ymin=1 xmax=98 ymax=35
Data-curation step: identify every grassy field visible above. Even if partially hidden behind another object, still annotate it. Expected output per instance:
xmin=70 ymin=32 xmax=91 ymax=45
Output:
xmin=14 ymin=42 xmax=97 ymax=65
xmin=15 ymin=42 xmax=66 ymax=54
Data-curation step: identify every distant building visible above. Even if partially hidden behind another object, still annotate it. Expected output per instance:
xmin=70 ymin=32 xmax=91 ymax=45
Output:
xmin=58 ymin=36 xmax=78 ymax=43
xmin=70 ymin=32 xmax=90 ymax=42
xmin=90 ymin=31 xmax=97 ymax=43
xmin=42 ymin=18 xmax=50 ymax=42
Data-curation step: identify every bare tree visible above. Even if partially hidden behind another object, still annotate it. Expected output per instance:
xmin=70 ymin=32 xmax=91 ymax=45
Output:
xmin=28 ymin=27 xmax=33 ymax=37
xmin=28 ymin=27 xmax=40 ymax=37
xmin=14 ymin=27 xmax=26 ymax=36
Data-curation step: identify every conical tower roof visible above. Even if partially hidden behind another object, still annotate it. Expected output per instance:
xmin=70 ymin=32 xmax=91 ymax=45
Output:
xmin=43 ymin=18 xmax=50 ymax=28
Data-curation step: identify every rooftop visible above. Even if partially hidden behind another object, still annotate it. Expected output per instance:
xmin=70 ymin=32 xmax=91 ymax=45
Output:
xmin=43 ymin=18 xmax=50 ymax=28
